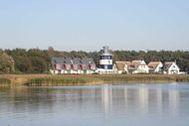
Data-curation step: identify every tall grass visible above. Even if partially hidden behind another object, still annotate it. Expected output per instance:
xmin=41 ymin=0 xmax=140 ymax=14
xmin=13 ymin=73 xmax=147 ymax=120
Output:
xmin=0 ymin=78 xmax=11 ymax=86
xmin=95 ymin=74 xmax=177 ymax=83
xmin=175 ymin=75 xmax=189 ymax=82
xmin=1 ymin=74 xmax=189 ymax=86
xmin=27 ymin=76 xmax=103 ymax=86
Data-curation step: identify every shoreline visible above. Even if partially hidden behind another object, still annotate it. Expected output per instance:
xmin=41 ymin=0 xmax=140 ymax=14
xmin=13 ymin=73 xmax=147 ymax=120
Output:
xmin=0 ymin=74 xmax=189 ymax=87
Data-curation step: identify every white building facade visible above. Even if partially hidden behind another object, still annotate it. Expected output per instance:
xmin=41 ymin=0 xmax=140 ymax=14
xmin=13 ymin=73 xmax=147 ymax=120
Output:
xmin=148 ymin=61 xmax=163 ymax=74
xmin=164 ymin=62 xmax=180 ymax=74
xmin=129 ymin=60 xmax=149 ymax=74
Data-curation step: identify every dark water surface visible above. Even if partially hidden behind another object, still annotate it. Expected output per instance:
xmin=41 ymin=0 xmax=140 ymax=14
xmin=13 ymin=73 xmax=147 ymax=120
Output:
xmin=0 ymin=83 xmax=189 ymax=126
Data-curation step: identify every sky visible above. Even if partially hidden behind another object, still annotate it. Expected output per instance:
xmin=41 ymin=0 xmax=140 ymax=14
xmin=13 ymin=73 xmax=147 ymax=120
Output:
xmin=0 ymin=0 xmax=189 ymax=51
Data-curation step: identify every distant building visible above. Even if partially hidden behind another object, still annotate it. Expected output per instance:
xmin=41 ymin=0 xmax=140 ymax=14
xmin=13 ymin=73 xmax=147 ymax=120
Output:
xmin=97 ymin=46 xmax=114 ymax=74
xmin=148 ymin=61 xmax=163 ymax=74
xmin=113 ymin=61 xmax=130 ymax=74
xmin=113 ymin=60 xmax=149 ymax=74
xmin=50 ymin=57 xmax=96 ymax=74
xmin=163 ymin=62 xmax=180 ymax=74
xmin=128 ymin=60 xmax=149 ymax=74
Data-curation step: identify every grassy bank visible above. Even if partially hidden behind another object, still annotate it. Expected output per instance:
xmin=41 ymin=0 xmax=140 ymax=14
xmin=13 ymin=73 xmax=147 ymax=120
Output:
xmin=28 ymin=76 xmax=103 ymax=86
xmin=0 ymin=74 xmax=189 ymax=86
xmin=0 ymin=77 xmax=11 ymax=86
xmin=95 ymin=74 xmax=185 ymax=83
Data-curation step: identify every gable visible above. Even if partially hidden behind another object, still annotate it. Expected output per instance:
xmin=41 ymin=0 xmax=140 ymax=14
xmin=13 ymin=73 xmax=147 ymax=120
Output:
xmin=115 ymin=63 xmax=125 ymax=70
xmin=148 ymin=62 xmax=163 ymax=70
xmin=169 ymin=63 xmax=179 ymax=71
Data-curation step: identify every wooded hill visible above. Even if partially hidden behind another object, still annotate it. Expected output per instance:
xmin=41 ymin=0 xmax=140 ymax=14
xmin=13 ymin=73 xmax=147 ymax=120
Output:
xmin=0 ymin=47 xmax=189 ymax=74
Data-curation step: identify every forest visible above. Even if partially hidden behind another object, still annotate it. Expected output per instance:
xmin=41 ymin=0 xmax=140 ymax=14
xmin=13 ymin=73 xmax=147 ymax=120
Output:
xmin=0 ymin=47 xmax=189 ymax=74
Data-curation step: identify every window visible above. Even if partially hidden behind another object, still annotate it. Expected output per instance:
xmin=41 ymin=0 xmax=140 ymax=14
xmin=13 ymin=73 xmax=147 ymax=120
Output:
xmin=100 ymin=56 xmax=112 ymax=60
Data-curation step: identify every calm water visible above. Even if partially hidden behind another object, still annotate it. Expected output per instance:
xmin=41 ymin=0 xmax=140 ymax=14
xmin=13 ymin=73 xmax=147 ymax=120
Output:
xmin=0 ymin=83 xmax=189 ymax=126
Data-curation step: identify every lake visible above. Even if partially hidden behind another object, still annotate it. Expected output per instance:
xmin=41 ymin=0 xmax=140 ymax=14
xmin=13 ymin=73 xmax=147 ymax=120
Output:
xmin=0 ymin=83 xmax=189 ymax=126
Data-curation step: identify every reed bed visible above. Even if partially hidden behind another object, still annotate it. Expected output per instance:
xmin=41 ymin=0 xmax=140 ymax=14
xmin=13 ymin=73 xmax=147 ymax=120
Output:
xmin=27 ymin=76 xmax=103 ymax=86
xmin=0 ymin=78 xmax=11 ymax=86
xmin=95 ymin=74 xmax=177 ymax=83
xmin=175 ymin=75 xmax=189 ymax=82
xmin=0 ymin=74 xmax=189 ymax=86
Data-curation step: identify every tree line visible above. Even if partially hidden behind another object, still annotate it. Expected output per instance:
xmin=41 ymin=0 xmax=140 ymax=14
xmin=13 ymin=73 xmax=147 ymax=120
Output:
xmin=0 ymin=47 xmax=189 ymax=74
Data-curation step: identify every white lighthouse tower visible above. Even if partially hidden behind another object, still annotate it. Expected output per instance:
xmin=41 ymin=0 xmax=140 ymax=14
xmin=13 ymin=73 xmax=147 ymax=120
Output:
xmin=98 ymin=46 xmax=113 ymax=74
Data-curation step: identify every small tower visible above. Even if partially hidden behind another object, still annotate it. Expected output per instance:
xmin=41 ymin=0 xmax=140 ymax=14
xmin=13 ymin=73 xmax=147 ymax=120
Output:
xmin=99 ymin=46 xmax=113 ymax=71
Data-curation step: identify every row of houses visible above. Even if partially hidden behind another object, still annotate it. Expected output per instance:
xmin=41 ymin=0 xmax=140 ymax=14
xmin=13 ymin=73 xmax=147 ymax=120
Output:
xmin=51 ymin=57 xmax=181 ymax=75
xmin=113 ymin=60 xmax=181 ymax=74
xmin=50 ymin=46 xmax=185 ymax=75
xmin=50 ymin=57 xmax=96 ymax=74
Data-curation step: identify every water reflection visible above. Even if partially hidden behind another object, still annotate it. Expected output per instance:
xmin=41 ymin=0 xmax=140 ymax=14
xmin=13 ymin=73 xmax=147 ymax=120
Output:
xmin=101 ymin=85 xmax=112 ymax=116
xmin=169 ymin=87 xmax=179 ymax=116
xmin=0 ymin=83 xmax=189 ymax=126
xmin=99 ymin=84 xmax=183 ymax=118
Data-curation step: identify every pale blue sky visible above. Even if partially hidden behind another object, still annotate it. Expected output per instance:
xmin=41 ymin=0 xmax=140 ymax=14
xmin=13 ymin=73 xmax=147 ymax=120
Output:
xmin=0 ymin=0 xmax=189 ymax=51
